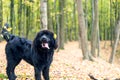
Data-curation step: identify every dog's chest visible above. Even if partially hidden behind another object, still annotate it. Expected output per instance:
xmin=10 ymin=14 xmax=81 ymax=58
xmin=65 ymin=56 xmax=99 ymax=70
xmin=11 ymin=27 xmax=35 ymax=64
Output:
xmin=34 ymin=51 xmax=53 ymax=65
xmin=41 ymin=52 xmax=53 ymax=63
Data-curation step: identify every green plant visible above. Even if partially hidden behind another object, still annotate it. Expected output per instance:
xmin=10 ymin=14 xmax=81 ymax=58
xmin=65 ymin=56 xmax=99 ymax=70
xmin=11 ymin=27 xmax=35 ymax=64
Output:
xmin=0 ymin=73 xmax=8 ymax=79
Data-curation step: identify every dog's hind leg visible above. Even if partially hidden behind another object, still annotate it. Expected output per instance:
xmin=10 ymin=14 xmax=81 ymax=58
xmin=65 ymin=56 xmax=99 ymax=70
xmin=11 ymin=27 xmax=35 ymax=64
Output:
xmin=6 ymin=58 xmax=21 ymax=80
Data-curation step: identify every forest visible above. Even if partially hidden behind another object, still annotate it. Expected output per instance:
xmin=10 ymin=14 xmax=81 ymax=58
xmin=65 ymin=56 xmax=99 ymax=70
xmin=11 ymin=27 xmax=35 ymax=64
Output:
xmin=0 ymin=0 xmax=120 ymax=79
xmin=0 ymin=0 xmax=120 ymax=62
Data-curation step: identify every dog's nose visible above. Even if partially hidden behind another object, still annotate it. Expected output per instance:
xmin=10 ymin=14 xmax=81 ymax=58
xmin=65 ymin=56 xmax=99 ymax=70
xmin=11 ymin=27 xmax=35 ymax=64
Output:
xmin=40 ymin=35 xmax=48 ymax=42
xmin=42 ymin=38 xmax=47 ymax=42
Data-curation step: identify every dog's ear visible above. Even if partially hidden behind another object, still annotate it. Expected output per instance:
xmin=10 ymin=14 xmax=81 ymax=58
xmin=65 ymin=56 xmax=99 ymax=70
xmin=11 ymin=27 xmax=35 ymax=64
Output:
xmin=53 ymin=33 xmax=58 ymax=50
xmin=33 ymin=36 xmax=37 ymax=48
xmin=33 ymin=32 xmax=41 ymax=48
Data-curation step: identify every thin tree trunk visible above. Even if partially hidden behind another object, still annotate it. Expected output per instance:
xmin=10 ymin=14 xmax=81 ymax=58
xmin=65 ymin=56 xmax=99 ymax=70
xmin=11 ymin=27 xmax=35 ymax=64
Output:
xmin=65 ymin=13 xmax=68 ymax=42
xmin=73 ymin=1 xmax=78 ymax=40
xmin=36 ymin=0 xmax=40 ymax=30
xmin=54 ymin=0 xmax=60 ymax=52
xmin=104 ymin=5 xmax=109 ymax=48
xmin=0 ymin=0 xmax=3 ymax=41
xmin=23 ymin=0 xmax=27 ymax=37
xmin=56 ymin=15 xmax=60 ymax=52
xmin=47 ymin=0 xmax=53 ymax=31
xmin=59 ymin=0 xmax=65 ymax=49
xmin=76 ymin=0 xmax=92 ymax=60
xmin=110 ymin=0 xmax=113 ymax=46
xmin=91 ymin=0 xmax=99 ymax=57
xmin=40 ymin=0 xmax=48 ymax=30
xmin=109 ymin=20 xmax=120 ymax=63
xmin=26 ymin=6 xmax=30 ymax=38
xmin=109 ymin=10 xmax=120 ymax=63
xmin=97 ymin=26 xmax=100 ymax=57
xmin=0 ymin=0 xmax=3 ymax=28
xmin=10 ymin=0 xmax=14 ymax=33
xmin=18 ymin=0 xmax=22 ymax=36
xmin=84 ymin=0 xmax=88 ymax=32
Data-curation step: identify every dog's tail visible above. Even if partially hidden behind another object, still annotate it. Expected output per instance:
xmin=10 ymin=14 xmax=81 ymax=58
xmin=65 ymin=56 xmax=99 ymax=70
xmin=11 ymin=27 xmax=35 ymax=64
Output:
xmin=1 ymin=23 xmax=13 ymax=42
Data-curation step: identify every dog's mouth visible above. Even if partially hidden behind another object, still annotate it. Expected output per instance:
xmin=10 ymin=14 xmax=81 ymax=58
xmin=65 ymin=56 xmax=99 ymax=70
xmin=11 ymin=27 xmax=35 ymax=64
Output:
xmin=41 ymin=43 xmax=50 ymax=49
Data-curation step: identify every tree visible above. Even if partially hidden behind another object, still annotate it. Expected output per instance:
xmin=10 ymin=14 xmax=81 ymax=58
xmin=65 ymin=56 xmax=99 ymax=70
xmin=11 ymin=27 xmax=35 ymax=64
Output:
xmin=73 ymin=1 xmax=78 ymax=41
xmin=110 ymin=0 xmax=114 ymax=46
xmin=91 ymin=0 xmax=99 ymax=57
xmin=109 ymin=13 xmax=120 ymax=63
xmin=76 ymin=0 xmax=92 ymax=60
xmin=10 ymin=0 xmax=15 ymax=33
xmin=0 ymin=0 xmax=3 ymax=41
xmin=47 ymin=0 xmax=53 ymax=31
xmin=18 ymin=0 xmax=22 ymax=36
xmin=1 ymin=0 xmax=120 ymax=51
xmin=0 ymin=0 xmax=3 ymax=28
xmin=58 ymin=0 xmax=65 ymax=49
xmin=40 ymin=0 xmax=48 ymax=30
xmin=26 ymin=4 xmax=31 ymax=38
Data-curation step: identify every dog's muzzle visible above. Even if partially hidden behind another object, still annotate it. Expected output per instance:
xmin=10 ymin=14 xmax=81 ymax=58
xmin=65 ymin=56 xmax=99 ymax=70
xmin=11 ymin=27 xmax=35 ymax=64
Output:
xmin=40 ymin=35 xmax=50 ymax=49
xmin=41 ymin=43 xmax=50 ymax=49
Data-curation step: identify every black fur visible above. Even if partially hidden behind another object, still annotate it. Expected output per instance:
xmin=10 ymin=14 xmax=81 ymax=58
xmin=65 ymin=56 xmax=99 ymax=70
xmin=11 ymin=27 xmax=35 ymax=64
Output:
xmin=2 ymin=29 xmax=58 ymax=80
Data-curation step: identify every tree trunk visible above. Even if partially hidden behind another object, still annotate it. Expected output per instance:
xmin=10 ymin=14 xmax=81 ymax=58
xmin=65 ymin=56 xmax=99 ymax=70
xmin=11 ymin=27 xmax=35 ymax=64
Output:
xmin=76 ymin=0 xmax=92 ymax=60
xmin=0 ymin=0 xmax=3 ymax=28
xmin=56 ymin=15 xmax=60 ymax=51
xmin=22 ymin=0 xmax=26 ymax=37
xmin=36 ymin=0 xmax=40 ymax=31
xmin=91 ymin=0 xmax=99 ymax=57
xmin=26 ymin=6 xmax=31 ymax=39
xmin=10 ymin=0 xmax=14 ymax=33
xmin=109 ymin=13 xmax=120 ymax=63
xmin=59 ymin=0 xmax=65 ymax=49
xmin=73 ymin=1 xmax=78 ymax=40
xmin=47 ymin=0 xmax=53 ymax=31
xmin=54 ymin=0 xmax=60 ymax=51
xmin=0 ymin=0 xmax=3 ymax=41
xmin=97 ymin=27 xmax=100 ymax=57
xmin=40 ymin=0 xmax=48 ymax=30
xmin=110 ymin=0 xmax=114 ymax=46
xmin=84 ymin=0 xmax=88 ymax=32
xmin=18 ymin=0 xmax=22 ymax=36
xmin=109 ymin=9 xmax=120 ymax=63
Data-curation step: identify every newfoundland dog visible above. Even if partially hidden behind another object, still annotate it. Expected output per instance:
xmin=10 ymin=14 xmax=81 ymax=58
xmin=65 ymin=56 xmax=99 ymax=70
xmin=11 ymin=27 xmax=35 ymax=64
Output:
xmin=2 ymin=28 xmax=58 ymax=80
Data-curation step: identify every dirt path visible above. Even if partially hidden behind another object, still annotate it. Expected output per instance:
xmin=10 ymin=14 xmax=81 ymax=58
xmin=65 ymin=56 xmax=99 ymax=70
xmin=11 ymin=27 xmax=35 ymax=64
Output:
xmin=0 ymin=41 xmax=120 ymax=80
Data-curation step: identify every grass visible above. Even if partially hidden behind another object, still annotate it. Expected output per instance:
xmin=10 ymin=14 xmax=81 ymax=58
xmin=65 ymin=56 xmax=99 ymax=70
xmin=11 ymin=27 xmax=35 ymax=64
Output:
xmin=0 ymin=73 xmax=8 ymax=79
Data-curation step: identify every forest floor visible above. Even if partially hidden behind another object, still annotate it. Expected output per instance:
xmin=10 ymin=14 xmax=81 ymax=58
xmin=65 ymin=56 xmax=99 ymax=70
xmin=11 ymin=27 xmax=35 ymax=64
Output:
xmin=0 ymin=41 xmax=120 ymax=80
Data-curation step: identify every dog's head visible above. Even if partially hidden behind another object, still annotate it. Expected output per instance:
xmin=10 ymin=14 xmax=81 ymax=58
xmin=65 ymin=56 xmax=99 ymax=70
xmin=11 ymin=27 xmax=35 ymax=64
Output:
xmin=33 ymin=30 xmax=58 ymax=51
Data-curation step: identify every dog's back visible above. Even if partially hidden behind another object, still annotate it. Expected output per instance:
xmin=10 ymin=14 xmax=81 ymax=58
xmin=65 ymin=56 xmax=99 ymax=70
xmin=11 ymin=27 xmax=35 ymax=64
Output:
xmin=5 ymin=36 xmax=33 ymax=64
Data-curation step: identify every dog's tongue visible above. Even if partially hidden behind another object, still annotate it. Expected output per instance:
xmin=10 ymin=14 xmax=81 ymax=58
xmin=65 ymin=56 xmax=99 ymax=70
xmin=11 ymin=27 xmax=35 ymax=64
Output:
xmin=42 ymin=43 xmax=50 ymax=49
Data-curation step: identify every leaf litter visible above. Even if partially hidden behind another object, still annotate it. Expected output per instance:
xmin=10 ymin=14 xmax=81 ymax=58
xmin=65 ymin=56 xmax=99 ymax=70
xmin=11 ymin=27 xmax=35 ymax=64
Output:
xmin=0 ymin=41 xmax=120 ymax=80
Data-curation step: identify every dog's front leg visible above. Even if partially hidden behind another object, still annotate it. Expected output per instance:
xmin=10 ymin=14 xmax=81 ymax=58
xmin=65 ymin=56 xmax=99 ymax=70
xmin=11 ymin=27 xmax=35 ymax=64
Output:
xmin=34 ymin=67 xmax=41 ymax=80
xmin=6 ymin=65 xmax=17 ymax=80
xmin=42 ymin=66 xmax=50 ymax=80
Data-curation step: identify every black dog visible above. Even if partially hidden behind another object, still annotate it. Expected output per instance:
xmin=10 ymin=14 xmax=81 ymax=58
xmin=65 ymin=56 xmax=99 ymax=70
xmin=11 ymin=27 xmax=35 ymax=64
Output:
xmin=1 ymin=26 xmax=58 ymax=80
